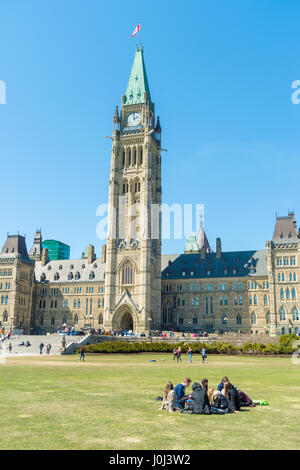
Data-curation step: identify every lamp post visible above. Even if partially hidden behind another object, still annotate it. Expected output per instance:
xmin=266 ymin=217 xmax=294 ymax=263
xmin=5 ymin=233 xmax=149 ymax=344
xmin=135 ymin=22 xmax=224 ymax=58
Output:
xmin=148 ymin=317 xmax=152 ymax=342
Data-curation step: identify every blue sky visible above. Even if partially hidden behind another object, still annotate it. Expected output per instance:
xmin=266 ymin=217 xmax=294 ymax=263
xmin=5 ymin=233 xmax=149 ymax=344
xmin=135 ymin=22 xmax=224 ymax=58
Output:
xmin=1 ymin=0 xmax=300 ymax=258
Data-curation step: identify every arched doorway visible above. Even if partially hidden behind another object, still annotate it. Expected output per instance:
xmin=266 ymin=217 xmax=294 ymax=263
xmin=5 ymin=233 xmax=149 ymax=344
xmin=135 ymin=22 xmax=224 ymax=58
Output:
xmin=112 ymin=307 xmax=136 ymax=332
xmin=120 ymin=312 xmax=134 ymax=331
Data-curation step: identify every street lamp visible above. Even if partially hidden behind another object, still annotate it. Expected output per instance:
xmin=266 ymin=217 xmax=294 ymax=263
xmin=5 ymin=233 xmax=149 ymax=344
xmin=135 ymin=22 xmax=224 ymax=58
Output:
xmin=148 ymin=317 xmax=152 ymax=342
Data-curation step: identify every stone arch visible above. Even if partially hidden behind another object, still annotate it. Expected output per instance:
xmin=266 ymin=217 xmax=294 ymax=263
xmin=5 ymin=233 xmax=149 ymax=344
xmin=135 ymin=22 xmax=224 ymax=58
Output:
xmin=112 ymin=305 xmax=137 ymax=332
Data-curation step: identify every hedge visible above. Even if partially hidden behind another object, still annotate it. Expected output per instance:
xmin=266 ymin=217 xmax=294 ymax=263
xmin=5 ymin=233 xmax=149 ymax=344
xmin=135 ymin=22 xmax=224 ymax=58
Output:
xmin=81 ymin=334 xmax=300 ymax=355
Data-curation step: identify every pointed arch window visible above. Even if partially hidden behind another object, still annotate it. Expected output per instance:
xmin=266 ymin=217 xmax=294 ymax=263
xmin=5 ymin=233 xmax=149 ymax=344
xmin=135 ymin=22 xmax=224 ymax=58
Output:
xmin=293 ymin=307 xmax=299 ymax=321
xmin=121 ymin=259 xmax=135 ymax=285
xmin=280 ymin=306 xmax=286 ymax=321
xmin=236 ymin=313 xmax=242 ymax=325
xmin=99 ymin=314 xmax=103 ymax=325
xmin=251 ymin=312 xmax=257 ymax=324
xmin=266 ymin=312 xmax=271 ymax=324
xmin=292 ymin=288 xmax=296 ymax=299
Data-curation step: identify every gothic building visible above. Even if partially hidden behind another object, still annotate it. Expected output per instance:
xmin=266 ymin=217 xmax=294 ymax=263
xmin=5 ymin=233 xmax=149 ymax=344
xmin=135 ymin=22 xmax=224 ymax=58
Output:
xmin=0 ymin=47 xmax=299 ymax=336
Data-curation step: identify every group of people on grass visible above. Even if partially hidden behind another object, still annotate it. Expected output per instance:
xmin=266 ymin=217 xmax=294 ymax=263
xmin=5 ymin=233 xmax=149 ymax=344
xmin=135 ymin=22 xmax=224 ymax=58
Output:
xmin=159 ymin=376 xmax=255 ymax=414
xmin=173 ymin=347 xmax=207 ymax=364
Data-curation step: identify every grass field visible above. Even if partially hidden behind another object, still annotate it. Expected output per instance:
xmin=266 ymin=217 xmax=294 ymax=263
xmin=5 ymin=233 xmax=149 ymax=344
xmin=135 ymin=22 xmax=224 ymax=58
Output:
xmin=0 ymin=353 xmax=299 ymax=450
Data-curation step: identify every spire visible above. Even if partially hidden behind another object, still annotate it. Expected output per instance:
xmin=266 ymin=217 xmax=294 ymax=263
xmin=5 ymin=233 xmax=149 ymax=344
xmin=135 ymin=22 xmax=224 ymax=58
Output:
xmin=29 ymin=229 xmax=42 ymax=261
xmin=196 ymin=223 xmax=212 ymax=253
xmin=124 ymin=46 xmax=152 ymax=106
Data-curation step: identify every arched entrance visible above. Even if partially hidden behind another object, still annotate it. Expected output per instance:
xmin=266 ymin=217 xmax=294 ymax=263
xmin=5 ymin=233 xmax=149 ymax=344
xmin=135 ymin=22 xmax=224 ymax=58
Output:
xmin=120 ymin=312 xmax=134 ymax=331
xmin=112 ymin=306 xmax=136 ymax=332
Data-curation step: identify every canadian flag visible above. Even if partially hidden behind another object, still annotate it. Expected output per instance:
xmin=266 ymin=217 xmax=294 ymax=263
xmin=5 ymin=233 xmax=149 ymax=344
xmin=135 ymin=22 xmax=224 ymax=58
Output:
xmin=131 ymin=24 xmax=141 ymax=38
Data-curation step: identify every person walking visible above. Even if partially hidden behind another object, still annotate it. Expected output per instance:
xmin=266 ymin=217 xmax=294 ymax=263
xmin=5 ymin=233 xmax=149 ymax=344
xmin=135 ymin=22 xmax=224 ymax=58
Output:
xmin=176 ymin=347 xmax=182 ymax=363
xmin=8 ymin=343 xmax=12 ymax=353
xmin=187 ymin=347 xmax=193 ymax=363
xmin=172 ymin=348 xmax=177 ymax=361
xmin=201 ymin=347 xmax=207 ymax=363
xmin=80 ymin=346 xmax=86 ymax=362
xmin=46 ymin=344 xmax=51 ymax=355
xmin=39 ymin=342 xmax=44 ymax=355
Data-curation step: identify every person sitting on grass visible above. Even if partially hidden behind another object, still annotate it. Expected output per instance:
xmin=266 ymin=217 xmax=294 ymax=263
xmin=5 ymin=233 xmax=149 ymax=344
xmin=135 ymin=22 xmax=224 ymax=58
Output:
xmin=217 ymin=376 xmax=229 ymax=392
xmin=174 ymin=377 xmax=192 ymax=410
xmin=190 ymin=379 xmax=211 ymax=414
xmin=217 ymin=376 xmax=254 ymax=407
xmin=191 ymin=380 xmax=227 ymax=415
xmin=222 ymin=380 xmax=241 ymax=413
xmin=208 ymin=388 xmax=229 ymax=413
xmin=159 ymin=382 xmax=176 ymax=413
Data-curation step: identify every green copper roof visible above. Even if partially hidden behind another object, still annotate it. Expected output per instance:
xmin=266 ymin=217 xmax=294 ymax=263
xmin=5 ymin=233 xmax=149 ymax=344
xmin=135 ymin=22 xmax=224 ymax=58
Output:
xmin=124 ymin=46 xmax=152 ymax=106
xmin=184 ymin=236 xmax=199 ymax=253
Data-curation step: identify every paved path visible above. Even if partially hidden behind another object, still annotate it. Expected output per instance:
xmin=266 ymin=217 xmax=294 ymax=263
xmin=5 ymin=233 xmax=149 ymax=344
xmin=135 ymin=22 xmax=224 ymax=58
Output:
xmin=0 ymin=334 xmax=82 ymax=357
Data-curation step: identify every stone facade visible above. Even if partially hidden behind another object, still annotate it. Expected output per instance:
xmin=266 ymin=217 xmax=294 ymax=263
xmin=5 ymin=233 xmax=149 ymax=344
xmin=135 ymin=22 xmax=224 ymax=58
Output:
xmin=1 ymin=49 xmax=299 ymax=337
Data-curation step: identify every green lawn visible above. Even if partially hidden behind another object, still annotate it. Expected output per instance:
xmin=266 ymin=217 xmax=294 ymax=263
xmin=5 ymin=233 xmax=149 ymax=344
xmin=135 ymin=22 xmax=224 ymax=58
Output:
xmin=0 ymin=354 xmax=299 ymax=450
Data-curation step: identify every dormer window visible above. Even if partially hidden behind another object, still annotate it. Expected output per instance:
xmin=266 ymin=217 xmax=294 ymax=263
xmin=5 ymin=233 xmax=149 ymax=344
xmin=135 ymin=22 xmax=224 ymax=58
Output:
xmin=59 ymin=265 xmax=62 ymax=270
xmin=89 ymin=271 xmax=95 ymax=280
xmin=224 ymin=268 xmax=228 ymax=275
xmin=81 ymin=264 xmax=85 ymax=269
xmin=54 ymin=273 xmax=59 ymax=281
xmin=47 ymin=265 xmax=51 ymax=271
xmin=40 ymin=273 xmax=46 ymax=282
xmin=75 ymin=272 xmax=80 ymax=280
xmin=190 ymin=271 xmax=194 ymax=276
xmin=182 ymin=271 xmax=186 ymax=277
xmin=93 ymin=263 xmax=97 ymax=269
xmin=68 ymin=272 xmax=73 ymax=280
xmin=70 ymin=264 xmax=74 ymax=270
xmin=207 ymin=269 xmax=211 ymax=276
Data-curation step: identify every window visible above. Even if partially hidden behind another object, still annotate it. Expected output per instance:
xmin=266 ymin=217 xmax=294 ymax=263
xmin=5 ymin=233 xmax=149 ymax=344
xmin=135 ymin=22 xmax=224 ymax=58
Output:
xmin=280 ymin=288 xmax=284 ymax=300
xmin=293 ymin=307 xmax=299 ymax=321
xmin=222 ymin=313 xmax=227 ymax=324
xmin=121 ymin=260 xmax=134 ymax=285
xmin=264 ymin=295 xmax=268 ymax=306
xmin=280 ymin=306 xmax=286 ymax=321
xmin=89 ymin=271 xmax=95 ymax=280
xmin=292 ymin=288 xmax=296 ymax=299
xmin=236 ymin=314 xmax=242 ymax=325
xmin=266 ymin=313 xmax=271 ymax=324
xmin=251 ymin=312 xmax=257 ymax=325
xmin=99 ymin=314 xmax=103 ymax=325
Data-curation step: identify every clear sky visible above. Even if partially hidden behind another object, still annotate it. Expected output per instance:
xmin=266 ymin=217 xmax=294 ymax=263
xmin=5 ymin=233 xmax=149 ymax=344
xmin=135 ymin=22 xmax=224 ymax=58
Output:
xmin=1 ymin=0 xmax=300 ymax=258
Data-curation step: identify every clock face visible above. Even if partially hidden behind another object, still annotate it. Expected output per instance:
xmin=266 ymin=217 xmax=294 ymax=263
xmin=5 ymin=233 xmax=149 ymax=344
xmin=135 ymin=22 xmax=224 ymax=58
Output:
xmin=127 ymin=112 xmax=141 ymax=126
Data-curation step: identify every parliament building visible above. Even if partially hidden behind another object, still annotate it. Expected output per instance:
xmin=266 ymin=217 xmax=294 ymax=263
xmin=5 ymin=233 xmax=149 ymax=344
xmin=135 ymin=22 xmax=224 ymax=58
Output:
xmin=1 ymin=47 xmax=299 ymax=337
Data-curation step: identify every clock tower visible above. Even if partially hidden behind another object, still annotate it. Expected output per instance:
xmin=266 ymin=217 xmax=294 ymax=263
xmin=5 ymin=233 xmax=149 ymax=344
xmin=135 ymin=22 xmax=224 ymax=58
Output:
xmin=104 ymin=46 xmax=162 ymax=333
